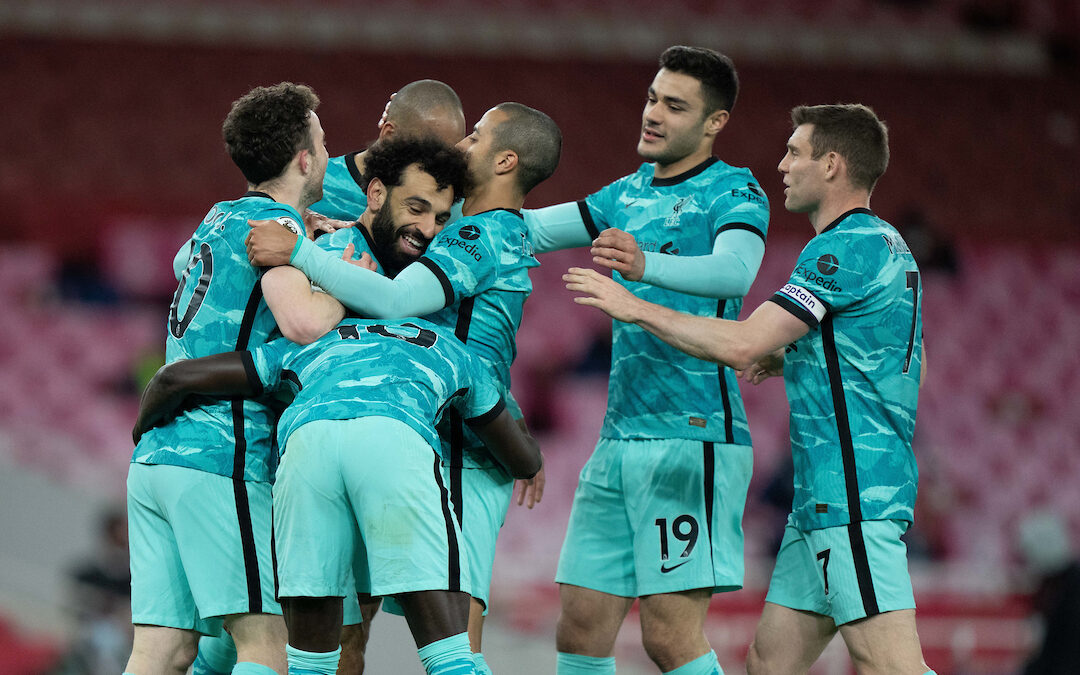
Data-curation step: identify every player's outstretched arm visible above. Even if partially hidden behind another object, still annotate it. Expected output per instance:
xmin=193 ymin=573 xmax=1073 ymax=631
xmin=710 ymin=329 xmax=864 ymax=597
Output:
xmin=472 ymin=408 xmax=543 ymax=480
xmin=133 ymin=352 xmax=258 ymax=443
xmin=564 ymin=266 xmax=809 ymax=370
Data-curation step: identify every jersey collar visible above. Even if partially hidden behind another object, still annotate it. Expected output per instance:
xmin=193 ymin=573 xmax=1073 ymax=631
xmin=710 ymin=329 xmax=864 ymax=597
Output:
xmin=651 ymin=156 xmax=718 ymax=187
xmin=243 ymin=190 xmax=275 ymax=201
xmin=820 ymin=207 xmax=875 ymax=234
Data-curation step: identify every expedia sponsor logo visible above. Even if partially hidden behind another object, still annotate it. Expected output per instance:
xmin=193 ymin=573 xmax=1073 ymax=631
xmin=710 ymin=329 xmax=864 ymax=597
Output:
xmin=795 ymin=265 xmax=843 ymax=292
xmin=730 ymin=183 xmax=766 ymax=205
xmin=816 ymin=254 xmax=839 ymax=275
xmin=458 ymin=224 xmax=481 ymax=240
xmin=443 ymin=236 xmax=484 ymax=261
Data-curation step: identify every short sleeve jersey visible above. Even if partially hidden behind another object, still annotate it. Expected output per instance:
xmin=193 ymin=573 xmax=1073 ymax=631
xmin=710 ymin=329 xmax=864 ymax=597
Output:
xmin=416 ymin=209 xmax=538 ymax=468
xmin=133 ymin=192 xmax=305 ymax=482
xmin=310 ymin=153 xmax=368 ymax=221
xmin=769 ymin=208 xmax=923 ymax=530
xmin=249 ymin=318 xmax=504 ymax=455
xmin=582 ymin=158 xmax=769 ymax=444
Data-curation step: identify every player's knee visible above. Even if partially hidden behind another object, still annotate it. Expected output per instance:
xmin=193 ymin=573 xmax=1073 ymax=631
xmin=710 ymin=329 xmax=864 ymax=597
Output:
xmin=167 ymin=638 xmax=200 ymax=674
xmin=744 ymin=639 xmax=773 ymax=675
xmin=640 ymin=627 xmax=705 ymax=671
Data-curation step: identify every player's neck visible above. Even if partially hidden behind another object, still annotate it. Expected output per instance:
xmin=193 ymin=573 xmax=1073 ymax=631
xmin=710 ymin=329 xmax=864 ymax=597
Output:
xmin=252 ymin=177 xmax=306 ymax=213
xmin=809 ymin=192 xmax=871 ymax=233
xmin=461 ymin=181 xmax=524 ymax=216
xmin=652 ymin=146 xmax=713 ymax=180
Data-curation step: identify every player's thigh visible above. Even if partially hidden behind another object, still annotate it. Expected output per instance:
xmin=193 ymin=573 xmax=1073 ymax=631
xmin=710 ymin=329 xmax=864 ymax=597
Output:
xmin=128 ymin=624 xmax=201 ymax=675
xmin=838 ymin=609 xmax=929 ymax=674
xmin=342 ymin=417 xmax=470 ymax=599
xmin=555 ymin=439 xmax=636 ymax=598
xmin=130 ymin=463 xmax=276 ymax=634
xmin=273 ymin=419 xmax=359 ymax=600
xmin=556 ymin=584 xmax=634 ymax=656
xmin=625 ymin=439 xmax=753 ymax=596
xmin=453 ymin=461 xmax=514 ymax=612
xmin=747 ymin=602 xmax=837 ymax=675
xmin=806 ymin=519 xmax=917 ymax=626
xmin=224 ymin=612 xmax=288 ymax=656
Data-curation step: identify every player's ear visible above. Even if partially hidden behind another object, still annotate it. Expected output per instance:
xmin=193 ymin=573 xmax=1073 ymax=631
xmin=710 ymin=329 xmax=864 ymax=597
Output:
xmin=378 ymin=120 xmax=397 ymax=141
xmin=494 ymin=149 xmax=518 ymax=176
xmin=705 ymin=109 xmax=729 ymax=137
xmin=367 ymin=177 xmax=387 ymax=210
xmin=823 ymin=151 xmax=843 ymax=182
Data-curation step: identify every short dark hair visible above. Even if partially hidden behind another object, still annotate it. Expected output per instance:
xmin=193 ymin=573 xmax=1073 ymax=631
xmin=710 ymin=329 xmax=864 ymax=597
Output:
xmin=791 ymin=104 xmax=890 ymax=192
xmin=490 ymin=102 xmax=562 ymax=194
xmin=363 ymin=136 xmax=469 ymax=203
xmin=659 ymin=46 xmax=739 ymax=115
xmin=222 ymin=82 xmax=320 ymax=185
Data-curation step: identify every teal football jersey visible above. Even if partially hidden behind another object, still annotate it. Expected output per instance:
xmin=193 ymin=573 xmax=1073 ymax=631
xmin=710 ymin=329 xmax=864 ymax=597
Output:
xmin=769 ymin=208 xmax=923 ymax=530
xmin=249 ymin=318 xmax=504 ymax=454
xmin=133 ymin=193 xmax=305 ymax=482
xmin=583 ymin=158 xmax=769 ymax=444
xmin=416 ymin=209 xmax=538 ymax=468
xmin=316 ymin=224 xmax=386 ymax=278
xmin=310 ymin=153 xmax=368 ymax=221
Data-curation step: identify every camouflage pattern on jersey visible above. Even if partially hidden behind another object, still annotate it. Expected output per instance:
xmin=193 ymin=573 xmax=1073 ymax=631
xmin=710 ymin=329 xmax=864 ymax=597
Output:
xmin=769 ymin=208 xmax=923 ymax=530
xmin=316 ymin=225 xmax=385 ymax=277
xmin=250 ymin=318 xmax=504 ymax=454
xmin=583 ymin=158 xmax=769 ymax=444
xmin=310 ymin=153 xmax=368 ymax=221
xmin=418 ymin=209 xmax=538 ymax=468
xmin=133 ymin=193 xmax=304 ymax=482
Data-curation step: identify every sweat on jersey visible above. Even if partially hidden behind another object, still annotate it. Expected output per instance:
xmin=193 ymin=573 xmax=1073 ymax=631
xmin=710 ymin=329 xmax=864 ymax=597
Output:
xmin=133 ymin=192 xmax=305 ymax=482
xmin=769 ymin=208 xmax=923 ymax=530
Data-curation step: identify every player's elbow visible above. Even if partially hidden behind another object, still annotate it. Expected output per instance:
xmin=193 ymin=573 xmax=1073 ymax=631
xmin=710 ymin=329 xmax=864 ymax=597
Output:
xmin=277 ymin=316 xmax=332 ymax=345
xmin=719 ymin=342 xmax=760 ymax=371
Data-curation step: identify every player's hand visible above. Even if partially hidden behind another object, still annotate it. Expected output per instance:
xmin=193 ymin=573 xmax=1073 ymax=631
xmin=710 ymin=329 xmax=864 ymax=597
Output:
xmin=246 ymin=219 xmax=299 ymax=267
xmin=133 ymin=369 xmax=183 ymax=444
xmin=590 ymin=228 xmax=645 ymax=281
xmin=341 ymin=244 xmax=377 ymax=271
xmin=305 ymin=210 xmax=355 ymax=237
xmin=737 ymin=348 xmax=785 ymax=385
xmin=564 ymin=267 xmax=644 ymax=323
xmin=515 ymin=459 xmax=546 ymax=509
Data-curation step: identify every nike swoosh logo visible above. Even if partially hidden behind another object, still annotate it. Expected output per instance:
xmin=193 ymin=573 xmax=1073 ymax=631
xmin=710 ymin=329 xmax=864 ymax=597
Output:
xmin=660 ymin=559 xmax=691 ymax=574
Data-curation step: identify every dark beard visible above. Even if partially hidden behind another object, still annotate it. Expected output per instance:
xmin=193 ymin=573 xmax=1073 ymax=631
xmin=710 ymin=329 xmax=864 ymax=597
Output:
xmin=370 ymin=205 xmax=412 ymax=278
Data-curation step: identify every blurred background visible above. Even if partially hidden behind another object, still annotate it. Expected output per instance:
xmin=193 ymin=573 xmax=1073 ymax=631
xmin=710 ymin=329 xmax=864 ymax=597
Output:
xmin=1 ymin=0 xmax=1078 ymax=672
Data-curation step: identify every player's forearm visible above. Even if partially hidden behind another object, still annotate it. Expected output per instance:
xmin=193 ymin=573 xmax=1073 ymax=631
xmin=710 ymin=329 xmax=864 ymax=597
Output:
xmin=630 ymin=303 xmax=756 ymax=369
xmin=524 ymin=203 xmax=595 ymax=253
xmin=291 ymin=238 xmax=443 ymax=318
xmin=474 ymin=408 xmax=543 ymax=479
xmin=134 ymin=353 xmax=259 ymax=441
xmin=640 ymin=229 xmax=765 ymax=298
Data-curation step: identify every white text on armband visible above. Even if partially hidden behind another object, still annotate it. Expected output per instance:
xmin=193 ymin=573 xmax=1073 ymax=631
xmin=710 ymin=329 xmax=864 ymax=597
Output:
xmin=779 ymin=283 xmax=827 ymax=322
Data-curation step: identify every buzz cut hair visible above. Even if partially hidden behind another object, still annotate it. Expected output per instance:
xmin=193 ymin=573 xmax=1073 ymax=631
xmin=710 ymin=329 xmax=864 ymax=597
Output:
xmin=385 ymin=79 xmax=464 ymax=136
xmin=659 ymin=45 xmax=739 ymax=116
xmin=222 ymin=82 xmax=319 ymax=185
xmin=490 ymin=102 xmax=562 ymax=194
xmin=791 ymin=103 xmax=890 ymax=193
